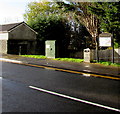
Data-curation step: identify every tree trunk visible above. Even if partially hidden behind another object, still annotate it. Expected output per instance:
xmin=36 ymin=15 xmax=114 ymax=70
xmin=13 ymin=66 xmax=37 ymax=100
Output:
xmin=95 ymin=37 xmax=99 ymax=62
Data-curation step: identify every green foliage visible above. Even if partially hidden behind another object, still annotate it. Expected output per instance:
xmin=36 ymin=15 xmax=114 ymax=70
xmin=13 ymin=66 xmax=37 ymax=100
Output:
xmin=21 ymin=55 xmax=83 ymax=62
xmin=24 ymin=0 xmax=120 ymax=51
xmin=93 ymin=60 xmax=120 ymax=67
xmin=21 ymin=55 xmax=120 ymax=67
xmin=98 ymin=61 xmax=120 ymax=67
xmin=24 ymin=0 xmax=69 ymax=42
xmin=24 ymin=1 xmax=61 ymax=22
xmin=21 ymin=55 xmax=47 ymax=59
xmin=56 ymin=2 xmax=100 ymax=47
xmin=88 ymin=2 xmax=120 ymax=46
xmin=114 ymin=42 xmax=119 ymax=48
xmin=28 ymin=13 xmax=67 ymax=41
xmin=54 ymin=58 xmax=84 ymax=63
xmin=57 ymin=2 xmax=120 ymax=47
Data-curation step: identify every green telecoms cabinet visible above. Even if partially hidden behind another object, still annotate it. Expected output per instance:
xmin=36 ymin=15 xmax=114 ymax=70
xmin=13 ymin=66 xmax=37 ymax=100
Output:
xmin=45 ymin=40 xmax=56 ymax=58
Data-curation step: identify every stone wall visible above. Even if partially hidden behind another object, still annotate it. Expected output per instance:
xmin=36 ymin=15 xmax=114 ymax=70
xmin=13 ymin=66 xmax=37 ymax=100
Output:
xmin=0 ymin=40 xmax=7 ymax=54
xmin=69 ymin=48 xmax=120 ymax=63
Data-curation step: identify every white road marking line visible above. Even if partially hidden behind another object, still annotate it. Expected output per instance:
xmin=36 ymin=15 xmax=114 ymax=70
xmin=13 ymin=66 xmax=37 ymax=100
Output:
xmin=82 ymin=73 xmax=91 ymax=77
xmin=83 ymin=70 xmax=91 ymax=72
xmin=29 ymin=85 xmax=120 ymax=112
xmin=0 ymin=58 xmax=22 ymax=63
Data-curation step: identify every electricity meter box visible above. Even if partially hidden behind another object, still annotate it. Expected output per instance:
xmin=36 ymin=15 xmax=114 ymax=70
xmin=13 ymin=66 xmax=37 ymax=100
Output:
xmin=45 ymin=40 xmax=58 ymax=58
xmin=84 ymin=48 xmax=93 ymax=63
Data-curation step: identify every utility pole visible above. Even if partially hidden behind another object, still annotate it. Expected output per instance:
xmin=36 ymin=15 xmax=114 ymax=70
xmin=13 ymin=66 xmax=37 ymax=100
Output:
xmin=96 ymin=38 xmax=99 ymax=63
xmin=112 ymin=35 xmax=114 ymax=63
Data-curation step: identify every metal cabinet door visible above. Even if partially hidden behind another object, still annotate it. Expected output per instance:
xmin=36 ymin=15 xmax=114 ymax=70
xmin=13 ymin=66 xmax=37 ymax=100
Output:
xmin=45 ymin=40 xmax=56 ymax=58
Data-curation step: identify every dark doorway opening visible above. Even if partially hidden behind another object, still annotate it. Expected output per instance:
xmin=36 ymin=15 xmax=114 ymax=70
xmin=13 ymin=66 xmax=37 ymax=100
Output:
xmin=8 ymin=42 xmax=28 ymax=55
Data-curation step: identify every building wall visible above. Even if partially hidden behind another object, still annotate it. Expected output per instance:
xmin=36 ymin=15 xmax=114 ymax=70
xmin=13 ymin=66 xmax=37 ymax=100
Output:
xmin=7 ymin=23 xmax=37 ymax=55
xmin=0 ymin=40 xmax=7 ymax=54
xmin=7 ymin=40 xmax=36 ymax=55
xmin=0 ymin=33 xmax=8 ymax=54
xmin=9 ymin=23 xmax=36 ymax=41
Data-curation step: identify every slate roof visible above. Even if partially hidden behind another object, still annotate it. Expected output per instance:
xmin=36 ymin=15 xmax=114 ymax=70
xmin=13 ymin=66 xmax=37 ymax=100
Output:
xmin=0 ymin=22 xmax=37 ymax=34
xmin=0 ymin=22 xmax=22 ymax=32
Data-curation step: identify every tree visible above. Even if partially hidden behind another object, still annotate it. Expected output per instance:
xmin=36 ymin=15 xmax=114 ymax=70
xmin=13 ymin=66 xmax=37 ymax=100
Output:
xmin=28 ymin=14 xmax=67 ymax=41
xmin=24 ymin=1 xmax=61 ymax=23
xmin=74 ymin=3 xmax=99 ymax=46
xmin=24 ymin=0 xmax=71 ymax=43
xmin=24 ymin=0 xmax=72 ymax=56
xmin=72 ymin=2 xmax=100 ymax=61
xmin=55 ymin=2 xmax=100 ymax=61
xmin=88 ymin=2 xmax=120 ymax=47
xmin=56 ymin=2 xmax=100 ymax=47
xmin=24 ymin=0 xmax=91 ymax=56
xmin=28 ymin=12 xmax=71 ymax=56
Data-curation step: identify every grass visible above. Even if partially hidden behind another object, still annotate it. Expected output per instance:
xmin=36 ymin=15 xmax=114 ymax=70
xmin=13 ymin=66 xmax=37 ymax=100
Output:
xmin=93 ymin=60 xmax=120 ymax=67
xmin=99 ymin=61 xmax=120 ymax=67
xmin=20 ymin=55 xmax=120 ymax=67
xmin=20 ymin=55 xmax=84 ymax=63
xmin=54 ymin=58 xmax=84 ymax=63
xmin=20 ymin=55 xmax=47 ymax=59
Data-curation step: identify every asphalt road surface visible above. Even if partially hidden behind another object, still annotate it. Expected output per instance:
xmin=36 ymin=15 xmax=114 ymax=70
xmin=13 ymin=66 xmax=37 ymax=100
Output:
xmin=1 ymin=61 xmax=120 ymax=112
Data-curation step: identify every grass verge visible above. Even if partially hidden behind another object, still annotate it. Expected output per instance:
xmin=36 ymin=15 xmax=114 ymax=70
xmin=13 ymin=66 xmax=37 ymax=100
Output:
xmin=20 ymin=55 xmax=47 ymax=59
xmin=98 ymin=61 xmax=120 ymax=67
xmin=20 ymin=55 xmax=119 ymax=67
xmin=20 ymin=55 xmax=84 ymax=63
xmin=54 ymin=58 xmax=84 ymax=63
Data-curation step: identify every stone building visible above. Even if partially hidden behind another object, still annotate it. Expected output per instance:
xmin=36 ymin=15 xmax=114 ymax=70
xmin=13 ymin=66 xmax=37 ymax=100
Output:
xmin=0 ymin=22 xmax=37 ymax=55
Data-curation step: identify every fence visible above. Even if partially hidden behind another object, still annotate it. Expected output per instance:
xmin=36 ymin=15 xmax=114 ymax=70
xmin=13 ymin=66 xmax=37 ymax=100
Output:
xmin=69 ymin=48 xmax=120 ymax=63
xmin=98 ymin=49 xmax=120 ymax=63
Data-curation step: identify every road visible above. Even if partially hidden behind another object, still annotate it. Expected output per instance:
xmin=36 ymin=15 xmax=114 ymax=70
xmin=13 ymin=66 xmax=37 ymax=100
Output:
xmin=1 ymin=61 xmax=120 ymax=112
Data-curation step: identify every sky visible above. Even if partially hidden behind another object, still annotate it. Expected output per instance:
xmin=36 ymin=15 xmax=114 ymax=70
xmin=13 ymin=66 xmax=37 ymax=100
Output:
xmin=0 ymin=0 xmax=117 ymax=24
xmin=0 ymin=0 xmax=37 ymax=24
xmin=0 ymin=0 xmax=68 ymax=24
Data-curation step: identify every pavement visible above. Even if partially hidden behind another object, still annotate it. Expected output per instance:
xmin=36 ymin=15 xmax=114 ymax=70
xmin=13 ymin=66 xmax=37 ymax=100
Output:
xmin=0 ymin=54 xmax=120 ymax=78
